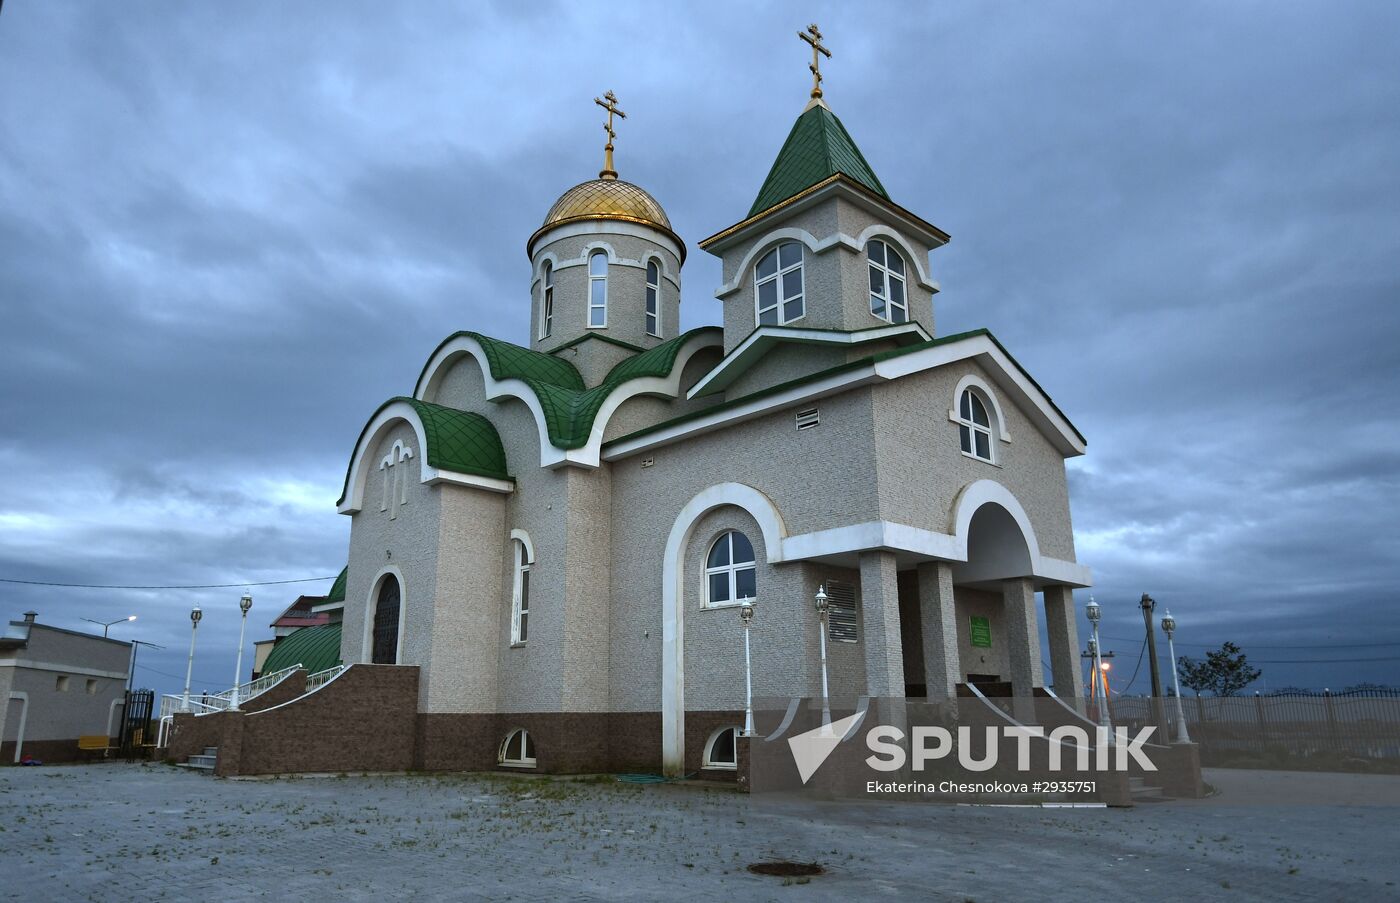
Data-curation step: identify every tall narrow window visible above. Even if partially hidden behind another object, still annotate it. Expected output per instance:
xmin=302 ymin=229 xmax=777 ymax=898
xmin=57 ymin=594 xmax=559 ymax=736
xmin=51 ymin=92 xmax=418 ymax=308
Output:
xmin=754 ymin=242 xmax=804 ymax=325
xmin=540 ymin=262 xmax=554 ymax=339
xmin=705 ymin=530 xmax=757 ymax=607
xmin=957 ymin=388 xmax=994 ymax=462
xmin=588 ymin=250 xmax=608 ymax=328
xmin=645 ymin=260 xmax=660 ymax=337
xmin=867 ymin=239 xmax=908 ymax=324
xmin=511 ymin=538 xmax=531 ymax=645
xmin=371 ymin=575 xmax=401 ymax=664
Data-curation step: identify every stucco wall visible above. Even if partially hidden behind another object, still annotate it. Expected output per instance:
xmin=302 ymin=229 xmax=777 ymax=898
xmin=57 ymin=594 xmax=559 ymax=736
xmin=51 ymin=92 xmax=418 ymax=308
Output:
xmin=531 ymin=229 xmax=682 ymax=353
xmin=870 ymin=359 xmax=1077 ymax=562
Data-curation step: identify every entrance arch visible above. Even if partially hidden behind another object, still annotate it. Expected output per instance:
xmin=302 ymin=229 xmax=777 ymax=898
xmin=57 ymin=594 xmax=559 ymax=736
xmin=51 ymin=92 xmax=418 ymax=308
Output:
xmin=661 ymin=483 xmax=786 ymax=776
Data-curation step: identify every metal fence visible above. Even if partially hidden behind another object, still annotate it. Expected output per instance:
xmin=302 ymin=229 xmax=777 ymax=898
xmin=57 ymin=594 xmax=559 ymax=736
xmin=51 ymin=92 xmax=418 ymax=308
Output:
xmin=1111 ymin=688 xmax=1400 ymax=762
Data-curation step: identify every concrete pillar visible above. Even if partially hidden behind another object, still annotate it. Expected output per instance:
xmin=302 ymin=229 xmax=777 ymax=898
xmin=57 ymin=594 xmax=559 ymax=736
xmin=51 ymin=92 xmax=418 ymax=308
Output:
xmin=916 ymin=561 xmax=960 ymax=699
xmin=1043 ymin=585 xmax=1084 ymax=701
xmin=859 ymin=551 xmax=905 ymax=698
xmin=1001 ymin=577 xmax=1043 ymax=697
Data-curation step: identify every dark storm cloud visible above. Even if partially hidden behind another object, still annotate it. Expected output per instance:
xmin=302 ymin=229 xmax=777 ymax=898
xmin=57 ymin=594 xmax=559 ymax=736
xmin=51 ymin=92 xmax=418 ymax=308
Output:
xmin=1 ymin=2 xmax=1397 ymax=694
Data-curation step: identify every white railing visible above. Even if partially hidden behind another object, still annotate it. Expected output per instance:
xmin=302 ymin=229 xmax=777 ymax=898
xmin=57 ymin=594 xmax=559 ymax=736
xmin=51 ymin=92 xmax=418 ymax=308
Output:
xmin=154 ymin=664 xmax=306 ymax=747
xmin=305 ymin=664 xmax=347 ymax=693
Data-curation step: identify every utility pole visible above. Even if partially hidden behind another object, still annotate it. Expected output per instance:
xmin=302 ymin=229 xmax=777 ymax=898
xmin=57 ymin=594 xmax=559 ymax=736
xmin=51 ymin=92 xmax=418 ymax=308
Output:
xmin=1141 ymin=593 xmax=1167 ymax=731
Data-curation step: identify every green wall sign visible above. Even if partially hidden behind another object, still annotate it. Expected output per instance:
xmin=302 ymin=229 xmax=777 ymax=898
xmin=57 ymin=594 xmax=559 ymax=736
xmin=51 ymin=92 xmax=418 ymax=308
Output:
xmin=970 ymin=615 xmax=992 ymax=648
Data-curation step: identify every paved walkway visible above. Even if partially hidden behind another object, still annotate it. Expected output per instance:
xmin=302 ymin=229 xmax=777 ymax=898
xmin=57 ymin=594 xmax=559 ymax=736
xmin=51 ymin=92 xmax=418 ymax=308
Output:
xmin=1 ymin=764 xmax=1396 ymax=901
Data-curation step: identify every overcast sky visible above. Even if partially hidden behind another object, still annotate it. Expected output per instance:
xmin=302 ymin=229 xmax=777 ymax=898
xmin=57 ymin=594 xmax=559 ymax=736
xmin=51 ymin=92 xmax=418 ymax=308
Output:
xmin=2 ymin=2 xmax=1397 ymax=698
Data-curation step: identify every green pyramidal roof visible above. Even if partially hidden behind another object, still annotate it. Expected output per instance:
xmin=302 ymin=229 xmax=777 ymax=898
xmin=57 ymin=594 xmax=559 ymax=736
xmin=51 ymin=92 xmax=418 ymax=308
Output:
xmin=748 ymin=104 xmax=889 ymax=218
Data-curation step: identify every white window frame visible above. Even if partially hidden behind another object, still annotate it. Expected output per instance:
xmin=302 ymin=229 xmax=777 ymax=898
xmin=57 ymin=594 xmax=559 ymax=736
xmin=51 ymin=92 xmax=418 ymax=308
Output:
xmin=702 ymin=725 xmax=741 ymax=770
xmin=753 ymin=242 xmax=805 ymax=326
xmin=510 ymin=534 xmax=532 ymax=646
xmin=866 ymin=239 xmax=908 ymax=324
xmin=499 ymin=728 xmax=536 ymax=767
xmin=955 ymin=387 xmax=996 ymax=464
xmin=588 ymin=250 xmax=608 ymax=329
xmin=645 ymin=259 xmax=661 ymax=337
xmin=703 ymin=530 xmax=757 ymax=609
xmin=540 ymin=261 xmax=554 ymax=340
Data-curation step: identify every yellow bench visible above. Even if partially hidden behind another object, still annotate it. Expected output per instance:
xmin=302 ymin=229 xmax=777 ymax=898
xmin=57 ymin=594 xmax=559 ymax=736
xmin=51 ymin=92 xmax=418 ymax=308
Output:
xmin=77 ymin=735 xmax=113 ymax=760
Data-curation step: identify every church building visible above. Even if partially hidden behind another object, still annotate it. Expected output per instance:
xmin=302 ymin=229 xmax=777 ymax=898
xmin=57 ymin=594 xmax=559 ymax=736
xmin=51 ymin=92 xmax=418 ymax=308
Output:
xmin=219 ymin=33 xmax=1093 ymax=779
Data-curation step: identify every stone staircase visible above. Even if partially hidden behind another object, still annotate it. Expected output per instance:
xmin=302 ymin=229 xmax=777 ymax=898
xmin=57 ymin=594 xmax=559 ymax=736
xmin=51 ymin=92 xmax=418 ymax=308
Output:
xmin=1129 ymin=775 xmax=1174 ymax=803
xmin=179 ymin=746 xmax=218 ymax=772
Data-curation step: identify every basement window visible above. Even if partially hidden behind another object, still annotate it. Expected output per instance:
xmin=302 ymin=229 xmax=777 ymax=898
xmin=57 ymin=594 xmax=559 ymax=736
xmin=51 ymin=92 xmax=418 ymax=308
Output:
xmin=703 ymin=726 xmax=740 ymax=769
xmin=499 ymin=728 xmax=537 ymax=768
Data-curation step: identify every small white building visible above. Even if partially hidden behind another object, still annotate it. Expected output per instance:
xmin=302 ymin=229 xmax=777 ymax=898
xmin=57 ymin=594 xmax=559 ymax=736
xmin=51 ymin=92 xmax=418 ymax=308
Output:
xmin=1 ymin=612 xmax=132 ymax=763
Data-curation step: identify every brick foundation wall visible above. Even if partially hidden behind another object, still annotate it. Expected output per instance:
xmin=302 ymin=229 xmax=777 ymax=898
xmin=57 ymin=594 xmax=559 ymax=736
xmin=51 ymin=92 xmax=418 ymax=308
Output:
xmin=228 ymin=664 xmax=419 ymax=776
xmin=165 ymin=669 xmax=309 ymax=763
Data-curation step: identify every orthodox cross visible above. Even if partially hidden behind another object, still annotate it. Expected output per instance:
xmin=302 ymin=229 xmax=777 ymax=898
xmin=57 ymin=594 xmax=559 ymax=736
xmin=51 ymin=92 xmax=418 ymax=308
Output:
xmin=798 ymin=23 xmax=831 ymax=101
xmin=594 ymin=90 xmax=626 ymax=179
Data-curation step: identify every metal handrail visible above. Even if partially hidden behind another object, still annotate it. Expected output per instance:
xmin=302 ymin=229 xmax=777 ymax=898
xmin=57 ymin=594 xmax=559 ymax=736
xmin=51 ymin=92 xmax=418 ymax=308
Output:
xmin=154 ymin=664 xmax=306 ymax=747
xmin=305 ymin=664 xmax=347 ymax=692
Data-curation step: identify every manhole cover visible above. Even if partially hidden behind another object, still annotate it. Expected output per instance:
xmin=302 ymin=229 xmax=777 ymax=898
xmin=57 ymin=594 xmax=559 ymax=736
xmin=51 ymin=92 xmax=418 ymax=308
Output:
xmin=746 ymin=861 xmax=824 ymax=878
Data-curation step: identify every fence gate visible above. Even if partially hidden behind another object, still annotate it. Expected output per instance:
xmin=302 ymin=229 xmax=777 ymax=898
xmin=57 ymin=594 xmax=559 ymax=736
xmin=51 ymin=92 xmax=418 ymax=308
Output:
xmin=118 ymin=689 xmax=154 ymax=759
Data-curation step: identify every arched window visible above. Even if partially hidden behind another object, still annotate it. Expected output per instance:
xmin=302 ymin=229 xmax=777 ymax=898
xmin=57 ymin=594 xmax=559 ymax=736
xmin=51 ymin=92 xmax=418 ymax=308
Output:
xmin=705 ymin=530 xmax=756 ymax=607
xmin=371 ymin=574 xmax=401 ymax=664
xmin=703 ymin=725 xmax=741 ymax=769
xmin=511 ymin=537 xmax=532 ymax=645
xmin=957 ymin=388 xmax=994 ymax=462
xmin=754 ymin=242 xmax=804 ymax=326
xmin=866 ymin=239 xmax=907 ymax=324
xmin=540 ymin=262 xmax=554 ymax=339
xmin=645 ymin=260 xmax=661 ymax=337
xmin=499 ymin=728 xmax=536 ymax=767
xmin=588 ymin=250 xmax=608 ymax=328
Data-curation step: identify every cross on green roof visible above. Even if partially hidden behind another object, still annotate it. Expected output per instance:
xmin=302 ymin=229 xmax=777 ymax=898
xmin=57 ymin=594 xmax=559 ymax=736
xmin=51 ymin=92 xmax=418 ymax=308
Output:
xmin=748 ymin=104 xmax=889 ymax=218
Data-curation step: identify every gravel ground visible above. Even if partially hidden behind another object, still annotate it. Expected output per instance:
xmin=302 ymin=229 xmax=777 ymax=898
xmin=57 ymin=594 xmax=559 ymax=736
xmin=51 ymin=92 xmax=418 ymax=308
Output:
xmin=1 ymin=764 xmax=1397 ymax=901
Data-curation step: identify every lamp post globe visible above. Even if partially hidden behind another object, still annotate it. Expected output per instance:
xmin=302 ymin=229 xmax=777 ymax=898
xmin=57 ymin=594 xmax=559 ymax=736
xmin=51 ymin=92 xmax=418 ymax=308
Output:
xmin=814 ymin=584 xmax=832 ymax=731
xmin=231 ymin=594 xmax=253 ymax=711
xmin=1085 ymin=596 xmax=1111 ymax=731
xmin=181 ymin=606 xmax=202 ymax=712
xmin=1161 ymin=610 xmax=1191 ymax=744
xmin=739 ymin=599 xmax=755 ymax=736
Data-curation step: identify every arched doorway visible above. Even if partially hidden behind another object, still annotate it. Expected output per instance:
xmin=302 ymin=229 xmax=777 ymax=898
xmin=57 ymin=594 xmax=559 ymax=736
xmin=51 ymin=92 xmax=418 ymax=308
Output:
xmin=371 ymin=575 xmax=401 ymax=664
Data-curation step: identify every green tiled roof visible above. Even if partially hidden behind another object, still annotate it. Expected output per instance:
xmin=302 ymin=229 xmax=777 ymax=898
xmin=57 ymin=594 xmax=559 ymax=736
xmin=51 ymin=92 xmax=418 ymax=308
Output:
xmin=337 ymin=398 xmax=511 ymax=507
xmin=261 ymin=623 xmax=342 ymax=676
xmin=420 ymin=327 xmax=720 ymax=450
xmin=749 ymin=105 xmax=889 ymax=218
xmin=326 ymin=567 xmax=347 ymax=604
xmin=399 ymin=397 xmax=510 ymax=479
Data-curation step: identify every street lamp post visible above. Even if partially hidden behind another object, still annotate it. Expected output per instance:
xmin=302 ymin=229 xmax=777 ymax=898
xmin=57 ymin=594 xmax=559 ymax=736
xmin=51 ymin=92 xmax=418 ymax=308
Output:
xmin=1140 ymin=593 xmax=1167 ymax=732
xmin=181 ymin=606 xmax=202 ymax=713
xmin=739 ymin=599 xmax=755 ymax=737
xmin=814 ymin=584 xmax=832 ymax=732
xmin=229 ymin=594 xmax=253 ymax=712
xmin=1085 ymin=596 xmax=1112 ymax=732
xmin=1161 ymin=610 xmax=1191 ymax=744
xmin=82 ymin=615 xmax=136 ymax=638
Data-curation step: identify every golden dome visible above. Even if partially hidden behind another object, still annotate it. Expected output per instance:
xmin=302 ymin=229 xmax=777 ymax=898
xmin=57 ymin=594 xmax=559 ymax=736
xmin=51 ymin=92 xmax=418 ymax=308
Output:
xmin=528 ymin=177 xmax=684 ymax=261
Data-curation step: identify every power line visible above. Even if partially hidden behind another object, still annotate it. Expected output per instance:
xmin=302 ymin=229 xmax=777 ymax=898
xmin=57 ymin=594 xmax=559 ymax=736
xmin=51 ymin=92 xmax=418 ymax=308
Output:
xmin=1250 ymin=656 xmax=1400 ymax=665
xmin=0 ymin=575 xmax=337 ymax=590
xmin=1103 ymin=634 xmax=1400 ymax=650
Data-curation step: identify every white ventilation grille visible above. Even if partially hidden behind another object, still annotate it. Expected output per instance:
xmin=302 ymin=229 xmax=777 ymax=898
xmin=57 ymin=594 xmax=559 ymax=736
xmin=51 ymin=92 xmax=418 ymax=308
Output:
xmin=825 ymin=579 xmax=858 ymax=643
xmin=795 ymin=408 xmax=820 ymax=430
